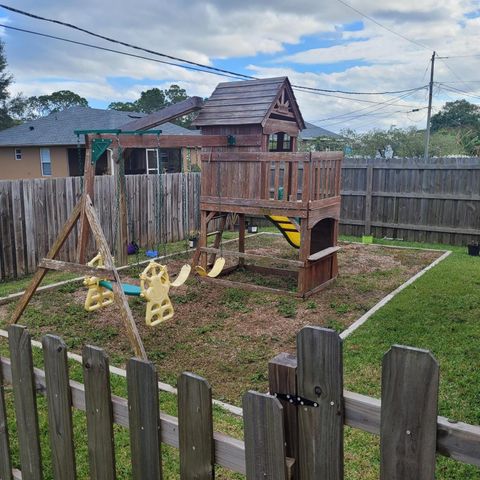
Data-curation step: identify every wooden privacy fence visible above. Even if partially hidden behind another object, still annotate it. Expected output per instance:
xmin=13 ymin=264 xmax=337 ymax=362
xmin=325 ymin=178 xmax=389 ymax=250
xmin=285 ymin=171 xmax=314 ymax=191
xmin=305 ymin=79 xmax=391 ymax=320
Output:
xmin=340 ymin=157 xmax=480 ymax=245
xmin=0 ymin=173 xmax=201 ymax=279
xmin=1 ymin=325 xmax=479 ymax=479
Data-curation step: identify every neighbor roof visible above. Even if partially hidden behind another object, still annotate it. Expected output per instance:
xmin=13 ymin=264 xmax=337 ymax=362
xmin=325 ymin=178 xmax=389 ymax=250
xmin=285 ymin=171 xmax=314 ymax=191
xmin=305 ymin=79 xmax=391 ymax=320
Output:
xmin=299 ymin=122 xmax=340 ymax=141
xmin=192 ymin=77 xmax=305 ymax=129
xmin=0 ymin=106 xmax=197 ymax=147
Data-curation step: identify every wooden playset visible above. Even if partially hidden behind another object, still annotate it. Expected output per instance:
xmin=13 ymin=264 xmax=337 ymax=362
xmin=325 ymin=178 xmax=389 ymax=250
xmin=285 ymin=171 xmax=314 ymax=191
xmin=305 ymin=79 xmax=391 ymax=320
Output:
xmin=10 ymin=77 xmax=343 ymax=359
xmin=192 ymin=77 xmax=343 ymax=297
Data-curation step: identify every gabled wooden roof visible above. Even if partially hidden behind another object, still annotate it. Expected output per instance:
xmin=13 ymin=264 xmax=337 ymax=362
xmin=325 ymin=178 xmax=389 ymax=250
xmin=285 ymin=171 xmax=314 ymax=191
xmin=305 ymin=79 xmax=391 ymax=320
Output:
xmin=192 ymin=77 xmax=305 ymax=129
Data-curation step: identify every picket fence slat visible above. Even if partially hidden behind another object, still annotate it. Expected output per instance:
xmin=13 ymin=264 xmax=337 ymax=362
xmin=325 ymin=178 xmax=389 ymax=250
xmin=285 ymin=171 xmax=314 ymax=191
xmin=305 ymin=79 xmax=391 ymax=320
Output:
xmin=297 ymin=327 xmax=343 ymax=480
xmin=42 ymin=335 xmax=77 ymax=480
xmin=178 ymin=372 xmax=214 ymax=479
xmin=0 ymin=350 xmax=12 ymax=480
xmin=8 ymin=325 xmax=43 ymax=480
xmin=243 ymin=391 xmax=288 ymax=480
xmin=380 ymin=346 xmax=439 ymax=480
xmin=83 ymin=345 xmax=116 ymax=480
xmin=127 ymin=358 xmax=163 ymax=480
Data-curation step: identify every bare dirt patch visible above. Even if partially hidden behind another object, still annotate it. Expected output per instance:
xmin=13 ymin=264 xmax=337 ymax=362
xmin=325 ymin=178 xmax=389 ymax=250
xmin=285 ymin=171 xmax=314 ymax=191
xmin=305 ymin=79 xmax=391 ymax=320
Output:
xmin=0 ymin=236 xmax=442 ymax=404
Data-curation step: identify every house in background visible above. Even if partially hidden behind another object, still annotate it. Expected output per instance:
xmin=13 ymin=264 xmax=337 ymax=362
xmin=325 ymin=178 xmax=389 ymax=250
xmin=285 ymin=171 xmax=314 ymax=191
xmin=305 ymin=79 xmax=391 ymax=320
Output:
xmin=0 ymin=106 xmax=200 ymax=180
xmin=298 ymin=122 xmax=342 ymax=151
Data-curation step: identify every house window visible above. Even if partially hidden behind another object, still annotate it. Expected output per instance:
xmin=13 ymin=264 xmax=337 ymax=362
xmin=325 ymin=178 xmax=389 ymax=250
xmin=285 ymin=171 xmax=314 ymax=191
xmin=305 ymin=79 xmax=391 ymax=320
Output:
xmin=40 ymin=148 xmax=52 ymax=176
xmin=15 ymin=148 xmax=22 ymax=160
xmin=146 ymin=149 xmax=159 ymax=174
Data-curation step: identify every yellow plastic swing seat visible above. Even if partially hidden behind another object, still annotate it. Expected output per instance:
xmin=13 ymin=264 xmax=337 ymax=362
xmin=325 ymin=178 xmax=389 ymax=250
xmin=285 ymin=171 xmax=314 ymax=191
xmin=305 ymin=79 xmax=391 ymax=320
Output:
xmin=195 ymin=257 xmax=226 ymax=278
xmin=171 ymin=264 xmax=191 ymax=287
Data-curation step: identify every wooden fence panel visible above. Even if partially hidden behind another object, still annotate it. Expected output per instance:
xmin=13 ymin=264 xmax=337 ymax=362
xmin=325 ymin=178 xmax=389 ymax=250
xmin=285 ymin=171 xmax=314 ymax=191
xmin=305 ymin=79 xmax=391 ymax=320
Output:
xmin=0 ymin=173 xmax=202 ymax=279
xmin=297 ymin=327 xmax=343 ymax=480
xmin=243 ymin=391 xmax=287 ymax=480
xmin=380 ymin=345 xmax=439 ymax=480
xmin=127 ymin=358 xmax=162 ymax=480
xmin=83 ymin=345 xmax=116 ymax=480
xmin=8 ymin=325 xmax=43 ymax=480
xmin=178 ymin=372 xmax=214 ymax=480
xmin=42 ymin=335 xmax=77 ymax=480
xmin=340 ymin=157 xmax=480 ymax=245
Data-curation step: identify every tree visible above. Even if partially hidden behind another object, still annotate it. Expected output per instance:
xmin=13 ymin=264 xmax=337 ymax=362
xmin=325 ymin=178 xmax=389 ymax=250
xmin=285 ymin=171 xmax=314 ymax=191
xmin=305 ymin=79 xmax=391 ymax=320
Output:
xmin=0 ymin=40 xmax=15 ymax=130
xmin=431 ymin=99 xmax=480 ymax=131
xmin=108 ymin=84 xmax=195 ymax=127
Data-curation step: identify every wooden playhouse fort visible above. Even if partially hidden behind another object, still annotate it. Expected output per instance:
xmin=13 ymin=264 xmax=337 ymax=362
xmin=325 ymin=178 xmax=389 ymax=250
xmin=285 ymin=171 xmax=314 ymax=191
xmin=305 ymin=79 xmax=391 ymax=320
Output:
xmin=192 ymin=77 xmax=343 ymax=297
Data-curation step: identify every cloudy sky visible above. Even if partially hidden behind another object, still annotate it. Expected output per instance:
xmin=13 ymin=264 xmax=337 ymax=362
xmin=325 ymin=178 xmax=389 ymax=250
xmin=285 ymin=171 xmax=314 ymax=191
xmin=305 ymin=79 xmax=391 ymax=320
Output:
xmin=1 ymin=0 xmax=479 ymax=132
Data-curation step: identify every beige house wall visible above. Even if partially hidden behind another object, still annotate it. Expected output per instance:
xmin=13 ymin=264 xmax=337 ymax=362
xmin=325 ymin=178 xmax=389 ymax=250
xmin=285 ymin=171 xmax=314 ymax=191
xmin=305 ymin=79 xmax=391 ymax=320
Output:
xmin=0 ymin=146 xmax=70 ymax=179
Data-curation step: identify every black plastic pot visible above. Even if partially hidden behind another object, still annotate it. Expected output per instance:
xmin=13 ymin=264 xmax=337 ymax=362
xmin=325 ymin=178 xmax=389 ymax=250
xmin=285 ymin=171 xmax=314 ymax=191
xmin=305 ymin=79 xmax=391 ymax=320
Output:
xmin=467 ymin=244 xmax=479 ymax=256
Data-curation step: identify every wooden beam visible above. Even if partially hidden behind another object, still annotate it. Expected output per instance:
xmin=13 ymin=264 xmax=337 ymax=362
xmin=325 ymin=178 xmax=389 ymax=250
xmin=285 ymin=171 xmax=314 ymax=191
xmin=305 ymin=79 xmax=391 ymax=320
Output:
xmin=83 ymin=196 xmax=147 ymax=360
xmin=199 ymin=276 xmax=297 ymax=296
xmin=10 ymin=198 xmax=83 ymax=324
xmin=38 ymin=258 xmax=116 ymax=281
xmin=200 ymin=247 xmax=304 ymax=267
xmin=120 ymin=97 xmax=204 ymax=131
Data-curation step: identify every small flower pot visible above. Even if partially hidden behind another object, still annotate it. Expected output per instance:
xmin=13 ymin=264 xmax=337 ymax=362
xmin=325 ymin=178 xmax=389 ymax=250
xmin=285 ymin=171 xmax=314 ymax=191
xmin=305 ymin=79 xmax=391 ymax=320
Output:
xmin=467 ymin=244 xmax=479 ymax=256
xmin=189 ymin=238 xmax=198 ymax=249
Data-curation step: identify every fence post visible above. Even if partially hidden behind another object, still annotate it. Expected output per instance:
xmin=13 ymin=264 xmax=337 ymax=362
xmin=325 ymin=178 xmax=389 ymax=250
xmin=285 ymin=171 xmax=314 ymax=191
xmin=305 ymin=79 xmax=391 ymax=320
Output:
xmin=364 ymin=161 xmax=373 ymax=235
xmin=42 ymin=335 xmax=77 ymax=480
xmin=268 ymin=352 xmax=298 ymax=478
xmin=177 ymin=372 xmax=214 ymax=480
xmin=127 ymin=358 xmax=162 ymax=480
xmin=380 ymin=345 xmax=439 ymax=479
xmin=243 ymin=391 xmax=288 ymax=480
xmin=8 ymin=325 xmax=43 ymax=480
xmin=297 ymin=326 xmax=344 ymax=479
xmin=0 ymin=349 xmax=12 ymax=480
xmin=83 ymin=345 xmax=116 ymax=480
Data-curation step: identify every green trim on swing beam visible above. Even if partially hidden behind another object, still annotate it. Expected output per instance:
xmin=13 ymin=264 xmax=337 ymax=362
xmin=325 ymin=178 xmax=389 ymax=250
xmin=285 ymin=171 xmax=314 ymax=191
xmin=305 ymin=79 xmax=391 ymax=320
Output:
xmin=99 ymin=280 xmax=142 ymax=296
xmin=74 ymin=129 xmax=163 ymax=135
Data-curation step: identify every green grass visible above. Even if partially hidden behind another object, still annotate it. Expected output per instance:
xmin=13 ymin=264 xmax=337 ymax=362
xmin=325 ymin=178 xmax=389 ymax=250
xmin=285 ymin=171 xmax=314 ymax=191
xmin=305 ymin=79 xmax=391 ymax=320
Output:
xmin=339 ymin=236 xmax=480 ymax=479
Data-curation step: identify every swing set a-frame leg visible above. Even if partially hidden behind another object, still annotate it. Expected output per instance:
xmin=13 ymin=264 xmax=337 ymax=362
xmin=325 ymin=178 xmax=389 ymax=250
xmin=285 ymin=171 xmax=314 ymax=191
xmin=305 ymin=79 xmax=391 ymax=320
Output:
xmin=11 ymin=197 xmax=84 ymax=324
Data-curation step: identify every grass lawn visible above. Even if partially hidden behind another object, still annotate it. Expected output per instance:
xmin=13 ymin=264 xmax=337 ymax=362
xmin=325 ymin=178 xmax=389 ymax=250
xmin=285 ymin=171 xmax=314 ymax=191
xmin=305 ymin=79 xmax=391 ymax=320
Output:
xmin=0 ymin=232 xmax=478 ymax=478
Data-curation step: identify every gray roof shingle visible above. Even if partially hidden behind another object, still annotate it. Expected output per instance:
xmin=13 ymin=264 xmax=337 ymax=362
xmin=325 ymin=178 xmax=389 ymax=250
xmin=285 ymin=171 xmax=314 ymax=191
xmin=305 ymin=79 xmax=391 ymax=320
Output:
xmin=299 ymin=122 xmax=339 ymax=140
xmin=0 ymin=106 xmax=197 ymax=146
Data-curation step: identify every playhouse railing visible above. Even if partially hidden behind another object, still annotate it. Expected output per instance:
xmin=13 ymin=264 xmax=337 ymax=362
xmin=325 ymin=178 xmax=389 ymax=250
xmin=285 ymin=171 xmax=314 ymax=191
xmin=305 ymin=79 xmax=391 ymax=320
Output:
xmin=1 ymin=325 xmax=478 ymax=479
xmin=200 ymin=151 xmax=343 ymax=207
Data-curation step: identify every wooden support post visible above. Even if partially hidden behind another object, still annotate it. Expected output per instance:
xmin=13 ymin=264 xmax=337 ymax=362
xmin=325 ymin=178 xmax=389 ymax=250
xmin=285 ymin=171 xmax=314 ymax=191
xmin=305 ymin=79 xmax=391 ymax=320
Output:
xmin=11 ymin=198 xmax=83 ymax=324
xmin=84 ymin=196 xmax=147 ymax=360
xmin=195 ymin=210 xmax=209 ymax=270
xmin=297 ymin=219 xmax=311 ymax=297
xmin=380 ymin=346 xmax=439 ymax=479
xmin=114 ymin=148 xmax=128 ymax=267
xmin=365 ymin=162 xmax=373 ymax=236
xmin=269 ymin=353 xmax=298 ymax=479
xmin=297 ymin=327 xmax=343 ymax=479
xmin=77 ymin=137 xmax=95 ymax=264
xmin=238 ymin=214 xmax=245 ymax=267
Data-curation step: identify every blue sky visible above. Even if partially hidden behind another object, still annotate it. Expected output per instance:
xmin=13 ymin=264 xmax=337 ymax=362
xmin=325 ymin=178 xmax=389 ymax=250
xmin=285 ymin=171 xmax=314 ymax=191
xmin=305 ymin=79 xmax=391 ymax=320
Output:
xmin=1 ymin=1 xmax=480 ymax=132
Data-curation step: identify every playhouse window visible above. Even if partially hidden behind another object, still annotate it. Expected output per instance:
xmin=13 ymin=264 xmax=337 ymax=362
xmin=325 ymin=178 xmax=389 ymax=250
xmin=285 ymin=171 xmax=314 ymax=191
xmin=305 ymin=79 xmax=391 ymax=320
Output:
xmin=268 ymin=132 xmax=292 ymax=152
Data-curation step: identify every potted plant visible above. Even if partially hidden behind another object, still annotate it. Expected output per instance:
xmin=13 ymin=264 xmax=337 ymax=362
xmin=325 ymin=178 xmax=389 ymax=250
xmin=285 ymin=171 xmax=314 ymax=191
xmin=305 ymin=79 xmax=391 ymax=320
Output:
xmin=467 ymin=241 xmax=479 ymax=256
xmin=188 ymin=230 xmax=199 ymax=248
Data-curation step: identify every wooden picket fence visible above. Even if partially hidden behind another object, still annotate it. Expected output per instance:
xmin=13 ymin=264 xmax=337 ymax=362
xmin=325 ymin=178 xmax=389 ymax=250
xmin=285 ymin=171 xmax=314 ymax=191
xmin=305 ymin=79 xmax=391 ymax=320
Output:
xmin=1 ymin=325 xmax=479 ymax=479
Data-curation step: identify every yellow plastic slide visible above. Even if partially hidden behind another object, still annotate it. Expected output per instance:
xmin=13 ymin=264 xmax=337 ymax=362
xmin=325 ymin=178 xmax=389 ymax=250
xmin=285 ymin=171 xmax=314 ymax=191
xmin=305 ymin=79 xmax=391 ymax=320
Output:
xmin=265 ymin=215 xmax=301 ymax=248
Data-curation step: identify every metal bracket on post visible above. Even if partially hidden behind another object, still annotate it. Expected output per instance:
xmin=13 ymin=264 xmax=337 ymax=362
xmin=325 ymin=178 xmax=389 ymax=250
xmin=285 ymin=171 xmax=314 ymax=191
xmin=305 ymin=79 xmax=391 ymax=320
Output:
xmin=273 ymin=392 xmax=319 ymax=408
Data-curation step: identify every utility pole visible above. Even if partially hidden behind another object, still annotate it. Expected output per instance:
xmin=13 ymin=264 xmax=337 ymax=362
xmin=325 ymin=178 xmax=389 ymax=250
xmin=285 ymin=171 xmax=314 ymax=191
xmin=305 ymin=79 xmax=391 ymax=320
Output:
xmin=424 ymin=51 xmax=436 ymax=160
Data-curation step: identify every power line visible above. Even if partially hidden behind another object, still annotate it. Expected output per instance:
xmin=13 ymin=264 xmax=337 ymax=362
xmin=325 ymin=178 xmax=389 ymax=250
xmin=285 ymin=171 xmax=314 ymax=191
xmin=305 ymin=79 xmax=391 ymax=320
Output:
xmin=0 ymin=5 xmax=429 ymax=97
xmin=333 ymin=0 xmax=432 ymax=51
xmin=0 ymin=24 xmax=244 ymax=80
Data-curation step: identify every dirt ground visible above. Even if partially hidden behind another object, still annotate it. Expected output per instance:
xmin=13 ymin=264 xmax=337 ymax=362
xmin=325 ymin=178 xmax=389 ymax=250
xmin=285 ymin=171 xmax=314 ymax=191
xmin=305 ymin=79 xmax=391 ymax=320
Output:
xmin=0 ymin=234 xmax=441 ymax=404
